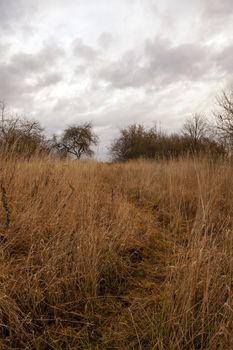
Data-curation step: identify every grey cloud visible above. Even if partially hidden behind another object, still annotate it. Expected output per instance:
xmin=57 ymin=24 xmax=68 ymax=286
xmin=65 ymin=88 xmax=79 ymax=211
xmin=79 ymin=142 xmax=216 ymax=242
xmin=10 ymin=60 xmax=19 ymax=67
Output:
xmin=52 ymin=96 xmax=90 ymax=116
xmin=0 ymin=0 xmax=36 ymax=33
xmin=0 ymin=61 xmax=34 ymax=104
xmin=0 ymin=43 xmax=11 ymax=60
xmin=72 ymin=38 xmax=99 ymax=62
xmin=75 ymin=64 xmax=88 ymax=75
xmin=215 ymin=44 xmax=233 ymax=75
xmin=98 ymin=38 xmax=212 ymax=89
xmin=142 ymin=0 xmax=158 ymax=15
xmin=200 ymin=0 xmax=233 ymax=36
xmin=36 ymin=72 xmax=63 ymax=89
xmin=146 ymin=39 xmax=210 ymax=80
xmin=98 ymin=50 xmax=145 ymax=89
xmin=9 ymin=44 xmax=65 ymax=75
xmin=202 ymin=0 xmax=233 ymax=19
xmin=0 ymin=42 xmax=65 ymax=104
xmin=98 ymin=32 xmax=114 ymax=50
xmin=0 ymin=0 xmax=232 ymax=160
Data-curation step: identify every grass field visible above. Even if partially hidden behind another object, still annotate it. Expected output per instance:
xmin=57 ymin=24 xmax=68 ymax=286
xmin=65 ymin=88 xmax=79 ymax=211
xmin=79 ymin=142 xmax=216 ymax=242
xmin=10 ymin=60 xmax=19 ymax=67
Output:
xmin=0 ymin=156 xmax=233 ymax=349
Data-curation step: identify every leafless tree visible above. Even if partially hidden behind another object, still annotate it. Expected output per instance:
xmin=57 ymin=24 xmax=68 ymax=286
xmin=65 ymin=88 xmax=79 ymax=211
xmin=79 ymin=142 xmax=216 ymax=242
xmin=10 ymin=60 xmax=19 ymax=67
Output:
xmin=214 ymin=89 xmax=233 ymax=150
xmin=110 ymin=124 xmax=161 ymax=162
xmin=182 ymin=113 xmax=208 ymax=142
xmin=110 ymin=122 xmax=225 ymax=162
xmin=51 ymin=122 xmax=98 ymax=159
xmin=0 ymin=101 xmax=46 ymax=158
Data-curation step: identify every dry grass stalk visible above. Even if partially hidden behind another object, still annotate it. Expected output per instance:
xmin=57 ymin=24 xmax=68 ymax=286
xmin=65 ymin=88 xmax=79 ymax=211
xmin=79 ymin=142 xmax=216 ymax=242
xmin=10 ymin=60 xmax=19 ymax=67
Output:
xmin=0 ymin=182 xmax=10 ymax=229
xmin=0 ymin=156 xmax=232 ymax=349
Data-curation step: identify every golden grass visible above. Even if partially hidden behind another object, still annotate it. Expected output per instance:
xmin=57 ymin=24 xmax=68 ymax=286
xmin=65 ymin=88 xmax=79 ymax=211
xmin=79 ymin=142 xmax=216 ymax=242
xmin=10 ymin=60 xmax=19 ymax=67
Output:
xmin=0 ymin=156 xmax=233 ymax=349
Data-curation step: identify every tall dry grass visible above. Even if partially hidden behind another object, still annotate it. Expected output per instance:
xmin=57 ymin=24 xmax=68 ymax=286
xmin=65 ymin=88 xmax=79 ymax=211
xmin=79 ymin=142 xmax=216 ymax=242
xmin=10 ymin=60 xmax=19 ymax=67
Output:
xmin=0 ymin=156 xmax=233 ymax=349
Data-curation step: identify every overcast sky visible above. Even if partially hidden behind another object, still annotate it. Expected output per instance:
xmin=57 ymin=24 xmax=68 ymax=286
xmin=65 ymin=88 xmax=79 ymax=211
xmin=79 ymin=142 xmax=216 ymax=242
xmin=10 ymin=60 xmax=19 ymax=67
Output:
xmin=0 ymin=0 xmax=233 ymax=158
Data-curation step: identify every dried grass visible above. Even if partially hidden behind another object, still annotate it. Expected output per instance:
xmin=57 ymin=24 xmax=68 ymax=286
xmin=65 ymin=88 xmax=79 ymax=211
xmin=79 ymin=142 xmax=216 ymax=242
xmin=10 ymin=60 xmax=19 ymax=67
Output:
xmin=0 ymin=156 xmax=232 ymax=349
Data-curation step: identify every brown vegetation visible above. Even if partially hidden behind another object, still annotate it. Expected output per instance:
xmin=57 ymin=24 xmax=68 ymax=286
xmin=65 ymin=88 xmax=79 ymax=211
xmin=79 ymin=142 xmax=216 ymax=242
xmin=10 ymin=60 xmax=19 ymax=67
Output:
xmin=0 ymin=156 xmax=233 ymax=349
xmin=110 ymin=123 xmax=225 ymax=162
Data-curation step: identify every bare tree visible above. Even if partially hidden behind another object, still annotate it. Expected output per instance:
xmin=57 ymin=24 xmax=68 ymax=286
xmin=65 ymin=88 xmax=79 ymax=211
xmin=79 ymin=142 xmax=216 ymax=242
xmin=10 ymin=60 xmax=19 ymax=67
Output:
xmin=215 ymin=89 xmax=233 ymax=150
xmin=52 ymin=122 xmax=98 ymax=159
xmin=0 ymin=100 xmax=9 ymax=139
xmin=0 ymin=101 xmax=46 ymax=158
xmin=182 ymin=113 xmax=208 ymax=142
xmin=110 ymin=121 xmax=225 ymax=162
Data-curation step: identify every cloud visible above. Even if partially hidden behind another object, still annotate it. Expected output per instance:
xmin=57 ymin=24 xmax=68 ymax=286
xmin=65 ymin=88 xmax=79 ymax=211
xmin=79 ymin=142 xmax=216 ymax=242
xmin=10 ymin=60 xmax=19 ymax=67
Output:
xmin=98 ymin=38 xmax=213 ymax=89
xmin=145 ymin=38 xmax=211 ymax=81
xmin=0 ymin=0 xmax=36 ymax=33
xmin=216 ymin=44 xmax=233 ymax=75
xmin=0 ymin=0 xmax=232 ymax=159
xmin=36 ymin=72 xmax=63 ymax=89
xmin=72 ymin=38 xmax=99 ymax=62
xmin=98 ymin=32 xmax=114 ymax=50
xmin=0 ymin=42 xmax=65 ymax=104
xmin=142 ymin=0 xmax=158 ymax=15
xmin=0 ymin=43 xmax=11 ymax=60
xmin=200 ymin=0 xmax=233 ymax=39
xmin=9 ymin=43 xmax=65 ymax=74
xmin=202 ymin=0 xmax=233 ymax=19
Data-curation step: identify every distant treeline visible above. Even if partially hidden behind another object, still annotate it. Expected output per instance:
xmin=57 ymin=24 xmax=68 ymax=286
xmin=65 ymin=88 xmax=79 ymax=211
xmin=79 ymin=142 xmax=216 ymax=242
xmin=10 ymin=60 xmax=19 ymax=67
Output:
xmin=1 ymin=89 xmax=233 ymax=161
